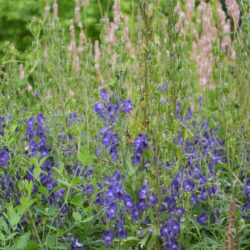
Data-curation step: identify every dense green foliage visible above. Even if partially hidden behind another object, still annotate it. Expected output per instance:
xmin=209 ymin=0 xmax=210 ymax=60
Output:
xmin=0 ymin=0 xmax=249 ymax=249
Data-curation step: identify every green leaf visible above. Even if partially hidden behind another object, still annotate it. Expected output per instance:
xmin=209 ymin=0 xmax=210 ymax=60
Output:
xmin=15 ymin=233 xmax=30 ymax=249
xmin=38 ymin=186 xmax=49 ymax=196
xmin=9 ymin=212 xmax=21 ymax=227
xmin=71 ymin=176 xmax=81 ymax=185
xmin=82 ymin=215 xmax=95 ymax=223
xmin=6 ymin=232 xmax=18 ymax=241
xmin=0 ymin=217 xmax=8 ymax=233
xmin=72 ymin=212 xmax=82 ymax=222
xmin=78 ymin=150 xmax=93 ymax=165
xmin=45 ymin=235 xmax=57 ymax=248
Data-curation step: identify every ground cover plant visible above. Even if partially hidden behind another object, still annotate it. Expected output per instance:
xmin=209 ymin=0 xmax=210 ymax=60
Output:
xmin=0 ymin=0 xmax=249 ymax=249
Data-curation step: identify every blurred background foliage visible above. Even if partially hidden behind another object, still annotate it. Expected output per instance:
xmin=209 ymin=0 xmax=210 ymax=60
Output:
xmin=0 ymin=0 xmax=135 ymax=52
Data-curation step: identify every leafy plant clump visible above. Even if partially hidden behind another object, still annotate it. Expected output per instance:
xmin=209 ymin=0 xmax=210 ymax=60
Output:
xmin=0 ymin=0 xmax=249 ymax=249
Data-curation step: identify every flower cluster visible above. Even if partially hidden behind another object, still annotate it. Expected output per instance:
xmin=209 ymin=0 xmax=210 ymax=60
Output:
xmin=94 ymin=89 xmax=133 ymax=161
xmin=242 ymin=179 xmax=250 ymax=220
xmin=132 ymin=134 xmax=148 ymax=164
xmin=174 ymin=101 xmax=224 ymax=224
xmin=25 ymin=114 xmax=49 ymax=157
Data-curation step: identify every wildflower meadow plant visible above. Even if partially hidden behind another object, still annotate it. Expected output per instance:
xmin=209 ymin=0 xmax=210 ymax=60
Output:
xmin=0 ymin=0 xmax=249 ymax=249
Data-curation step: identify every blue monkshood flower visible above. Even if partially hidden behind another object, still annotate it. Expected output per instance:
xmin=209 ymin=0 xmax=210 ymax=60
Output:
xmin=123 ymin=194 xmax=134 ymax=211
xmin=172 ymin=207 xmax=185 ymax=219
xmin=198 ymin=97 xmax=202 ymax=107
xmin=197 ymin=211 xmax=207 ymax=225
xmin=149 ymin=193 xmax=158 ymax=206
xmin=112 ymin=169 xmax=121 ymax=181
xmin=185 ymin=142 xmax=195 ymax=154
xmin=103 ymin=230 xmax=114 ymax=247
xmin=161 ymin=81 xmax=169 ymax=92
xmin=107 ymin=104 xmax=118 ymax=122
xmin=121 ymin=99 xmax=134 ymax=113
xmin=200 ymin=189 xmax=208 ymax=201
xmin=176 ymin=102 xmax=181 ymax=120
xmin=94 ymin=102 xmax=106 ymax=120
xmin=115 ymin=185 xmax=124 ymax=200
xmin=199 ymin=176 xmax=207 ymax=185
xmin=60 ymin=205 xmax=68 ymax=215
xmin=132 ymin=134 xmax=148 ymax=164
xmin=106 ymin=189 xmax=116 ymax=204
xmin=37 ymin=114 xmax=45 ymax=126
xmin=103 ymin=131 xmax=119 ymax=147
xmin=54 ymin=188 xmax=65 ymax=200
xmin=26 ymin=117 xmax=35 ymax=137
xmin=183 ymin=179 xmax=195 ymax=192
xmin=41 ymin=160 xmax=53 ymax=172
xmin=166 ymin=162 xmax=171 ymax=169
xmin=139 ymin=186 xmax=148 ymax=199
xmin=86 ymin=185 xmax=94 ymax=195
xmin=71 ymin=237 xmax=83 ymax=250
xmin=164 ymin=239 xmax=179 ymax=250
xmin=137 ymin=199 xmax=147 ymax=211
xmin=69 ymin=112 xmax=77 ymax=126
xmin=0 ymin=116 xmax=4 ymax=123
xmin=242 ymin=203 xmax=250 ymax=220
xmin=190 ymin=194 xmax=199 ymax=205
xmin=207 ymin=185 xmax=218 ymax=196
xmin=131 ymin=208 xmax=140 ymax=221
xmin=107 ymin=203 xmax=118 ymax=220
xmin=6 ymin=181 xmax=14 ymax=197
xmin=244 ymin=179 xmax=250 ymax=198
xmin=109 ymin=145 xmax=118 ymax=162
xmin=133 ymin=134 xmax=148 ymax=150
xmin=0 ymin=148 xmax=9 ymax=167
xmin=164 ymin=196 xmax=177 ymax=211
xmin=137 ymin=229 xmax=143 ymax=235
xmin=162 ymin=187 xmax=167 ymax=194
xmin=117 ymin=225 xmax=128 ymax=240
xmin=193 ymin=168 xmax=202 ymax=179
xmin=29 ymin=140 xmax=37 ymax=157
xmin=185 ymin=108 xmax=192 ymax=120
xmin=160 ymin=219 xmax=180 ymax=239
xmin=96 ymin=193 xmax=105 ymax=206
xmin=160 ymin=96 xmax=167 ymax=104
xmin=100 ymin=89 xmax=108 ymax=100
xmin=141 ymin=216 xmax=151 ymax=227
xmin=177 ymin=135 xmax=183 ymax=146
xmin=132 ymin=151 xmax=142 ymax=164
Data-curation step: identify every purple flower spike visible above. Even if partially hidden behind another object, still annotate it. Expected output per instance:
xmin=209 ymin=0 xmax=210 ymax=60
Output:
xmin=86 ymin=185 xmax=94 ymax=195
xmin=0 ymin=148 xmax=9 ymax=167
xmin=242 ymin=203 xmax=250 ymax=220
xmin=160 ymin=219 xmax=180 ymax=239
xmin=139 ymin=186 xmax=148 ymax=199
xmin=107 ymin=203 xmax=118 ymax=220
xmin=118 ymin=225 xmax=128 ymax=240
xmin=185 ymin=107 xmax=192 ymax=120
xmin=122 ymin=98 xmax=134 ymax=113
xmin=165 ymin=239 xmax=179 ymax=250
xmin=54 ymin=188 xmax=65 ymax=200
xmin=71 ymin=237 xmax=83 ymax=249
xmin=197 ymin=211 xmax=207 ymax=225
xmin=149 ymin=193 xmax=158 ymax=206
xmin=183 ymin=179 xmax=195 ymax=192
xmin=100 ymin=88 xmax=108 ymax=100
xmin=103 ymin=230 xmax=114 ymax=247
xmin=244 ymin=179 xmax=250 ymax=198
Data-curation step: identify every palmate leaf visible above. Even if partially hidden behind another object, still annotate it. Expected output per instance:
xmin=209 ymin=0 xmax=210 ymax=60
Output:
xmin=78 ymin=149 xmax=94 ymax=165
xmin=10 ymin=233 xmax=30 ymax=250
